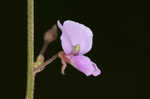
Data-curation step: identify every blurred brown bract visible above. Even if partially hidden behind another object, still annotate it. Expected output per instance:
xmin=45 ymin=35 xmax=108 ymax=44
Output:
xmin=44 ymin=24 xmax=58 ymax=43
xmin=40 ymin=24 xmax=58 ymax=55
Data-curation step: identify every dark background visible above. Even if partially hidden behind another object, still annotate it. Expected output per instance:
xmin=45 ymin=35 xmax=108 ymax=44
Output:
xmin=1 ymin=0 xmax=150 ymax=99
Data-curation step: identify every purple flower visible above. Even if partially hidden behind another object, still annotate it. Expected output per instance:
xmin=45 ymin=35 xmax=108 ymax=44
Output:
xmin=57 ymin=20 xmax=101 ymax=76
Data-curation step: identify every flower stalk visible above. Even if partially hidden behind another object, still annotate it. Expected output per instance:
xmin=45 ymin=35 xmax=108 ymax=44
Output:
xmin=26 ymin=0 xmax=34 ymax=99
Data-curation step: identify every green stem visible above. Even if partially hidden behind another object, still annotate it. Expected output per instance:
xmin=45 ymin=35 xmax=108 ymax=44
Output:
xmin=26 ymin=0 xmax=34 ymax=99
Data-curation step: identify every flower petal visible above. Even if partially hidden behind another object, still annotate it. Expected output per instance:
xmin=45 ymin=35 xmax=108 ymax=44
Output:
xmin=71 ymin=55 xmax=101 ymax=76
xmin=57 ymin=20 xmax=72 ymax=54
xmin=60 ymin=34 xmax=73 ymax=54
xmin=58 ymin=20 xmax=93 ymax=54
xmin=57 ymin=20 xmax=63 ymax=31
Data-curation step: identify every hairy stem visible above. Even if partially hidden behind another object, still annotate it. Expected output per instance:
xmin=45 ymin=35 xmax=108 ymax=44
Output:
xmin=26 ymin=0 xmax=34 ymax=99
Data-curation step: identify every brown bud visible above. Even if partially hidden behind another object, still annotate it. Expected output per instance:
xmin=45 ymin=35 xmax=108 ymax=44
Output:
xmin=44 ymin=24 xmax=58 ymax=43
xmin=35 ymin=54 xmax=45 ymax=67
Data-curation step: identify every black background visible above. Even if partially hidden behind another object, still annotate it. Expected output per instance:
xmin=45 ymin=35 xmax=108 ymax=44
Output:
xmin=1 ymin=0 xmax=150 ymax=99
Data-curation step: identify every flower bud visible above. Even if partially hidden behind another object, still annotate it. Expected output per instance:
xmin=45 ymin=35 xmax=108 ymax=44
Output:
xmin=35 ymin=54 xmax=44 ymax=67
xmin=44 ymin=24 xmax=58 ymax=43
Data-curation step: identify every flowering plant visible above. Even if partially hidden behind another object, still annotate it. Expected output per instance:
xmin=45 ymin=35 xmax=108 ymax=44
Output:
xmin=57 ymin=20 xmax=101 ymax=76
xmin=26 ymin=3 xmax=101 ymax=97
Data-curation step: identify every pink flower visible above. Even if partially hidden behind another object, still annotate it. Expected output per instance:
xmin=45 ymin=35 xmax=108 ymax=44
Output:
xmin=57 ymin=20 xmax=101 ymax=76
